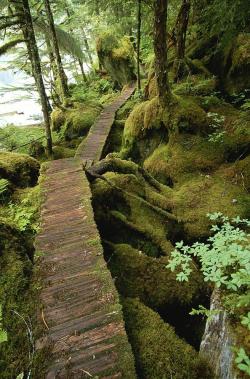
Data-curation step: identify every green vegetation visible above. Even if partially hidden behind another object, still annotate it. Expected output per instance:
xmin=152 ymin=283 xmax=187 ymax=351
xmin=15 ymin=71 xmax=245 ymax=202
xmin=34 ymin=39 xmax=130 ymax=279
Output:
xmin=122 ymin=298 xmax=213 ymax=379
xmin=0 ymin=152 xmax=40 ymax=188
xmin=1 ymin=0 xmax=250 ymax=377
xmin=167 ymin=213 xmax=250 ymax=374
xmin=97 ymin=32 xmax=136 ymax=87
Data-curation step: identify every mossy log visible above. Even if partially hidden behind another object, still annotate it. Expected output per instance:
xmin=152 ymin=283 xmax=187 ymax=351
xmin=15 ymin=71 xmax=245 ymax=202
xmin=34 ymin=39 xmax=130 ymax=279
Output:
xmin=122 ymin=298 xmax=213 ymax=379
xmin=106 ymin=242 xmax=207 ymax=310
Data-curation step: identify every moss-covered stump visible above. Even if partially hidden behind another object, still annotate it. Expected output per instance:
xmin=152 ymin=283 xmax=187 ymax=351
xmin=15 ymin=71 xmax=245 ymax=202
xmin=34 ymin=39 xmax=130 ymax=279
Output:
xmin=106 ymin=242 xmax=207 ymax=310
xmin=122 ymin=298 xmax=213 ymax=379
xmin=0 ymin=223 xmax=35 ymax=379
xmin=0 ymin=152 xmax=40 ymax=188
xmin=96 ymin=32 xmax=136 ymax=88
xmin=121 ymin=95 xmax=209 ymax=162
xmin=51 ymin=102 xmax=102 ymax=141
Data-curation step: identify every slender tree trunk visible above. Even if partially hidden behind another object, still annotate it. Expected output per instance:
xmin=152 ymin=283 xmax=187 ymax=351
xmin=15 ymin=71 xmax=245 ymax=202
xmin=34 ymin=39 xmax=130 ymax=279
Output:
xmin=173 ymin=0 xmax=191 ymax=82
xmin=82 ymin=28 xmax=93 ymax=65
xmin=19 ymin=0 xmax=53 ymax=156
xmin=44 ymin=32 xmax=58 ymax=84
xmin=43 ymin=0 xmax=69 ymax=102
xmin=137 ymin=0 xmax=142 ymax=91
xmin=153 ymin=0 xmax=171 ymax=106
xmin=78 ymin=59 xmax=87 ymax=82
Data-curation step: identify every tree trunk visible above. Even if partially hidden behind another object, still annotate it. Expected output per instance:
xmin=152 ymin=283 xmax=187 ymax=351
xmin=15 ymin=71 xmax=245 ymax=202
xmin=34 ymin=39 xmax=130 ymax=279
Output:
xmin=19 ymin=0 xmax=53 ymax=156
xmin=153 ymin=0 xmax=171 ymax=107
xmin=82 ymin=28 xmax=93 ymax=66
xmin=173 ymin=0 xmax=191 ymax=82
xmin=43 ymin=0 xmax=69 ymax=102
xmin=20 ymin=3 xmax=53 ymax=155
xmin=137 ymin=0 xmax=142 ymax=91
xmin=78 ymin=59 xmax=87 ymax=82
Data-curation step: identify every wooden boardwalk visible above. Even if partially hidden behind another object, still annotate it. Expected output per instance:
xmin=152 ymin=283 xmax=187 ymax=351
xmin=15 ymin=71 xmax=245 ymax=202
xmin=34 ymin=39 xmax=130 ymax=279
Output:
xmin=35 ymin=84 xmax=136 ymax=379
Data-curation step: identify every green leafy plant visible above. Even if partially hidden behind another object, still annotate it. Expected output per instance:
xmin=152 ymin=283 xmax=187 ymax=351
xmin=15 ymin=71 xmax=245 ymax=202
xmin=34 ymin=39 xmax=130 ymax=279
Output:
xmin=166 ymin=213 xmax=250 ymax=375
xmin=241 ymin=99 xmax=250 ymax=112
xmin=7 ymin=187 xmax=41 ymax=233
xmin=0 ymin=304 xmax=7 ymax=344
xmin=0 ymin=179 xmax=10 ymax=202
xmin=207 ymin=112 xmax=226 ymax=143
xmin=235 ymin=348 xmax=250 ymax=375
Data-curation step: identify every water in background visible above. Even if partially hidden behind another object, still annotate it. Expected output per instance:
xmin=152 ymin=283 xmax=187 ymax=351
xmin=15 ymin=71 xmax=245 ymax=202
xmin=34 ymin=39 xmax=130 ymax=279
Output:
xmin=0 ymin=55 xmax=43 ymax=128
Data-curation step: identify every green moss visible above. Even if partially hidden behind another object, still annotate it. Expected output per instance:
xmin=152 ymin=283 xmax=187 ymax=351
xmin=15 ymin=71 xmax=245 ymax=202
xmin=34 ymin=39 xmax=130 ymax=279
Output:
xmin=52 ymin=145 xmax=75 ymax=159
xmin=51 ymin=102 xmax=102 ymax=141
xmin=91 ymin=160 xmax=178 ymax=257
xmin=144 ymin=134 xmax=225 ymax=185
xmin=107 ymin=243 xmax=206 ymax=310
xmin=0 ymin=223 xmax=37 ymax=378
xmin=122 ymin=97 xmax=169 ymax=161
xmin=122 ymin=298 xmax=213 ymax=379
xmin=97 ymin=32 xmax=136 ymax=87
xmin=122 ymin=95 xmax=209 ymax=162
xmin=172 ymin=173 xmax=250 ymax=240
xmin=224 ymin=33 xmax=250 ymax=95
xmin=174 ymin=76 xmax=217 ymax=97
xmin=0 ymin=152 xmax=40 ymax=188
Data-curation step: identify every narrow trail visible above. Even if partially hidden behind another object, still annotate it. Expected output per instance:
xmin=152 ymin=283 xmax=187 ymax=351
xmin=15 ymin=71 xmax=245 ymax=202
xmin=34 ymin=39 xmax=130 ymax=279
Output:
xmin=35 ymin=84 xmax=136 ymax=379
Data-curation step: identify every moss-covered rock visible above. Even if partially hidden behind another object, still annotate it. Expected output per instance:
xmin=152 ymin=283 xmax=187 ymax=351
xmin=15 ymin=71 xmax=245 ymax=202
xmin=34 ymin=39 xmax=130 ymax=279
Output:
xmin=122 ymin=298 xmax=213 ymax=379
xmin=96 ymin=32 xmax=136 ymax=88
xmin=0 ymin=152 xmax=40 ymax=188
xmin=144 ymin=134 xmax=225 ymax=185
xmin=224 ymin=33 xmax=250 ymax=95
xmin=172 ymin=173 xmax=250 ymax=240
xmin=51 ymin=102 xmax=102 ymax=141
xmin=52 ymin=145 xmax=75 ymax=159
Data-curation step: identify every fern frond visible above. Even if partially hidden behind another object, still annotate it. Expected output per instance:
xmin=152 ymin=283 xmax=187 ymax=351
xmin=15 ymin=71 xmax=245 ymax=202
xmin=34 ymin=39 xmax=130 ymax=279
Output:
xmin=34 ymin=19 xmax=85 ymax=60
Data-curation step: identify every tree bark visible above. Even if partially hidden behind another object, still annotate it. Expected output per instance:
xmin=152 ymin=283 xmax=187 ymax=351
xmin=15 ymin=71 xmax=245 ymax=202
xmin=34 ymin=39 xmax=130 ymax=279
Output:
xmin=137 ymin=0 xmax=142 ymax=91
xmin=173 ymin=0 xmax=191 ymax=82
xmin=43 ymin=0 xmax=69 ymax=102
xmin=78 ymin=59 xmax=87 ymax=82
xmin=82 ymin=28 xmax=93 ymax=66
xmin=19 ymin=0 xmax=53 ymax=156
xmin=153 ymin=0 xmax=171 ymax=107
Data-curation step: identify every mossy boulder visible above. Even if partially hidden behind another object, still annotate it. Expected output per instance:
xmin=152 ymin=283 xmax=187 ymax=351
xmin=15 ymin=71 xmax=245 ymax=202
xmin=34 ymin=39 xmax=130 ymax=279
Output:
xmin=144 ymin=134 xmax=225 ymax=186
xmin=0 ymin=152 xmax=40 ymax=188
xmin=52 ymin=145 xmax=75 ymax=160
xmin=96 ymin=32 xmax=136 ymax=88
xmin=224 ymin=33 xmax=250 ymax=95
xmin=51 ymin=102 xmax=102 ymax=141
xmin=172 ymin=172 xmax=250 ymax=240
xmin=122 ymin=298 xmax=213 ymax=379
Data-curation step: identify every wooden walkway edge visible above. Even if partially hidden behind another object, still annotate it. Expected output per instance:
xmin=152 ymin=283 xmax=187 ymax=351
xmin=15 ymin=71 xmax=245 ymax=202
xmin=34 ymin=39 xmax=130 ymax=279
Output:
xmin=35 ymin=84 xmax=136 ymax=379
